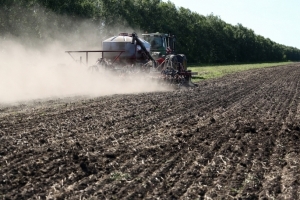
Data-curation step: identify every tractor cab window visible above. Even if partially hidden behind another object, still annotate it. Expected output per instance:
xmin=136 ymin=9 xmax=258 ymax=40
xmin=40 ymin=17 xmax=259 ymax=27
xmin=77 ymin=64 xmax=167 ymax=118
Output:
xmin=143 ymin=34 xmax=167 ymax=55
xmin=143 ymin=36 xmax=164 ymax=50
xmin=150 ymin=37 xmax=163 ymax=49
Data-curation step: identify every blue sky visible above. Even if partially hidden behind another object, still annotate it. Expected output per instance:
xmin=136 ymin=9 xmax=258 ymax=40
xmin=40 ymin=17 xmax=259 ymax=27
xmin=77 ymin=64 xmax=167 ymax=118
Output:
xmin=164 ymin=0 xmax=300 ymax=49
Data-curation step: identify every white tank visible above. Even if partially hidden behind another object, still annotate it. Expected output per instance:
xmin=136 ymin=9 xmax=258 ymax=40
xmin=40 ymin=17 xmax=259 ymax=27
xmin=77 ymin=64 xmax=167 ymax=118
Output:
xmin=102 ymin=33 xmax=151 ymax=59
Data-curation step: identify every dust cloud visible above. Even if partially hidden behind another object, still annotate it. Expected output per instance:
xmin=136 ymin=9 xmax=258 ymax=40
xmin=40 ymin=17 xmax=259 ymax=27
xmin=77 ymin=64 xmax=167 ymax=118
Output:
xmin=0 ymin=13 xmax=170 ymax=104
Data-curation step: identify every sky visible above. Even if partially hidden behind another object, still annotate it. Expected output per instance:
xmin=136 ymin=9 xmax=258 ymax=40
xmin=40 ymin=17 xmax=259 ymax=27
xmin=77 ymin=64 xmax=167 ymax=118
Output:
xmin=164 ymin=0 xmax=300 ymax=49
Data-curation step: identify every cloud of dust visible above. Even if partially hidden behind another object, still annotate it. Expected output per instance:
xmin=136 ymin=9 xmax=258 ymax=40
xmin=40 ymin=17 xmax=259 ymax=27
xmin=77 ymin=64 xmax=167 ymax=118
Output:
xmin=0 ymin=8 xmax=170 ymax=104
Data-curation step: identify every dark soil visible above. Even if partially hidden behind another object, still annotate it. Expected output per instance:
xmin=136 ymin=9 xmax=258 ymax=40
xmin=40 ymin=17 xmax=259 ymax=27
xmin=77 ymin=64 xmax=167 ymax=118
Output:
xmin=1 ymin=63 xmax=300 ymax=199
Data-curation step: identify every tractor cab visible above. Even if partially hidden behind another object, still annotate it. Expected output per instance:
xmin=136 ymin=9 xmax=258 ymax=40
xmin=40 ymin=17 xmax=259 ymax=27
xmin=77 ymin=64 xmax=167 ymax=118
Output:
xmin=142 ymin=33 xmax=176 ymax=57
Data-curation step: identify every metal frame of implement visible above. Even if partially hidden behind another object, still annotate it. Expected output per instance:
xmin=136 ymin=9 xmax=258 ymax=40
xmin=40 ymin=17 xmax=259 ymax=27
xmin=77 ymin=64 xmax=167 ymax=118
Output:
xmin=65 ymin=50 xmax=125 ymax=66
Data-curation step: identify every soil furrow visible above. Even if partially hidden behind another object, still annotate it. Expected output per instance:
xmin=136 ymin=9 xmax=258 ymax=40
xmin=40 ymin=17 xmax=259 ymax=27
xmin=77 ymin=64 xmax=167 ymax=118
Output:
xmin=1 ymin=63 xmax=300 ymax=199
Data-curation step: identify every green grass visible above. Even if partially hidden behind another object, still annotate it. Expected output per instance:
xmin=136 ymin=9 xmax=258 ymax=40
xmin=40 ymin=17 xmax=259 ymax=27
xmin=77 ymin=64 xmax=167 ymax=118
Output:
xmin=188 ymin=62 xmax=293 ymax=81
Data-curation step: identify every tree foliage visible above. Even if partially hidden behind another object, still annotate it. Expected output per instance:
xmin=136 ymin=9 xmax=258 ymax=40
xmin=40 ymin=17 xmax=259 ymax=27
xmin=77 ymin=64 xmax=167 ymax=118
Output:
xmin=1 ymin=0 xmax=300 ymax=63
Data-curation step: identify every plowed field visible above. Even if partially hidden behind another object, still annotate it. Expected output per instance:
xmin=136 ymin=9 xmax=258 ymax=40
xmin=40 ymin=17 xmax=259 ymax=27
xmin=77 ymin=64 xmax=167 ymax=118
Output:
xmin=1 ymin=63 xmax=300 ymax=199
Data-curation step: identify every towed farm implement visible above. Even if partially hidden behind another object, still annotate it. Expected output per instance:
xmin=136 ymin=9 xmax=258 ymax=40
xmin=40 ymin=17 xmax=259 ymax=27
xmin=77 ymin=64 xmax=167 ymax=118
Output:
xmin=66 ymin=32 xmax=197 ymax=87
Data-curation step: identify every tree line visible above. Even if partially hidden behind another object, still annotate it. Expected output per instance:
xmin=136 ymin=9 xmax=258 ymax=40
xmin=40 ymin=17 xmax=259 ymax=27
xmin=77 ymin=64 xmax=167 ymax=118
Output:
xmin=1 ymin=0 xmax=300 ymax=63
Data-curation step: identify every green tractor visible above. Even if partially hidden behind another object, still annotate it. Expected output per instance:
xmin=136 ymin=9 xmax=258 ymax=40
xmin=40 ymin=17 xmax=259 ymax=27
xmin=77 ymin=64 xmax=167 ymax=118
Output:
xmin=66 ymin=32 xmax=196 ymax=87
xmin=142 ymin=32 xmax=188 ymax=71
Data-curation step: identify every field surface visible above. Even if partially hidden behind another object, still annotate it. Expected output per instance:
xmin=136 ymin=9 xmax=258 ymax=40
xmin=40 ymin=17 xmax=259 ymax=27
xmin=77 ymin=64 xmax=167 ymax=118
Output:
xmin=1 ymin=63 xmax=300 ymax=199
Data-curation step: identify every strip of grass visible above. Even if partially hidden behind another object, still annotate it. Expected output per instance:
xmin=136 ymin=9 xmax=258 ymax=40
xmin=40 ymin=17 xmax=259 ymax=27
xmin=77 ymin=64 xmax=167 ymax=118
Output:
xmin=188 ymin=62 xmax=293 ymax=81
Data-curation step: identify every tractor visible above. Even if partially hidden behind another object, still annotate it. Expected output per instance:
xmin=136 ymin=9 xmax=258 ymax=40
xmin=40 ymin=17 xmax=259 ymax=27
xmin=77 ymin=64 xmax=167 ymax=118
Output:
xmin=66 ymin=32 xmax=196 ymax=87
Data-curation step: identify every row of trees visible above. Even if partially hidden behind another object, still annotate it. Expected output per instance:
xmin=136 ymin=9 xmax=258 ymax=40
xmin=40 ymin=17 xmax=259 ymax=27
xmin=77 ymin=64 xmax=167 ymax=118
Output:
xmin=1 ymin=0 xmax=300 ymax=63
